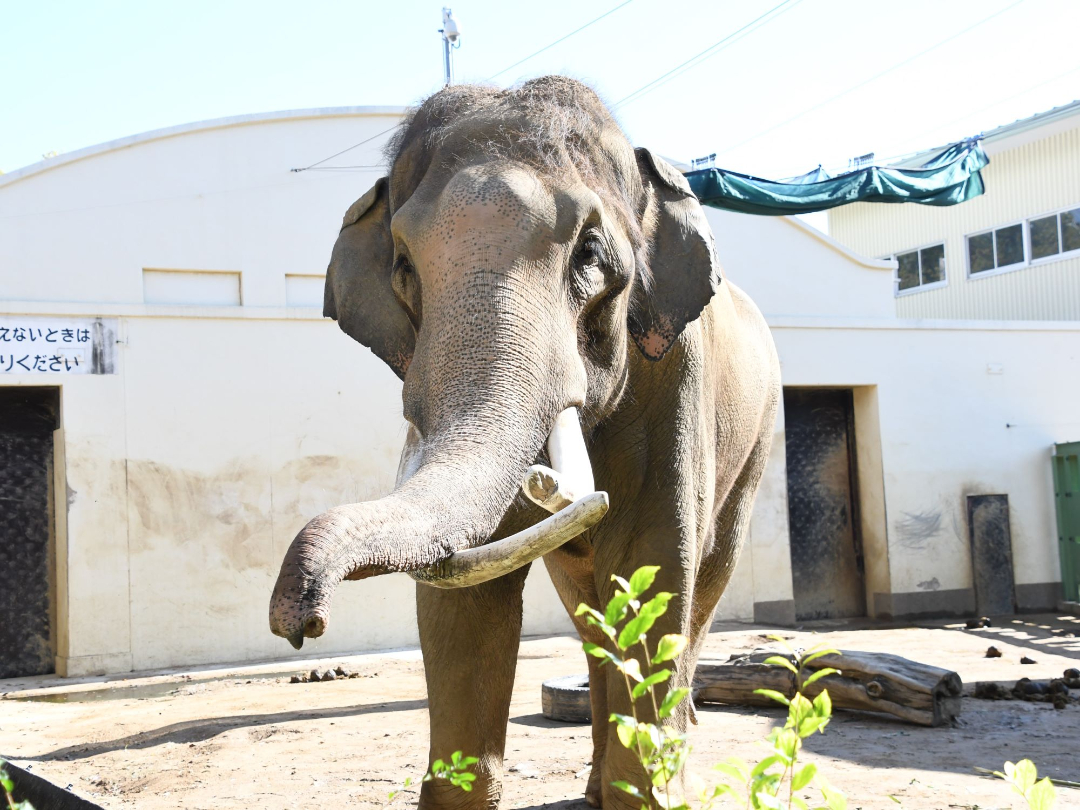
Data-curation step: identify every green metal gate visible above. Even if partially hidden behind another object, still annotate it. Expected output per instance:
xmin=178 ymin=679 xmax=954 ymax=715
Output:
xmin=1053 ymin=441 xmax=1080 ymax=604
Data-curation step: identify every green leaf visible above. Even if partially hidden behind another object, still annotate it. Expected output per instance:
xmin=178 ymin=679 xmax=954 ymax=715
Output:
xmin=612 ymin=781 xmax=644 ymax=799
xmin=605 ymin=591 xmax=634 ymax=626
xmin=658 ymin=687 xmax=690 ymax=718
xmin=820 ymin=785 xmax=847 ymax=810
xmin=1012 ymin=759 xmax=1038 ymax=793
xmin=763 ymin=655 xmax=798 ymax=674
xmin=713 ymin=760 xmax=748 ymax=783
xmin=617 ymin=593 xmax=673 ymax=650
xmin=584 ymin=615 xmax=618 ymax=642
xmin=802 ymin=668 xmax=840 ymax=689
xmin=798 ymin=716 xmax=829 ymax=738
xmin=788 ymin=692 xmax=814 ymax=725
xmin=1028 ymin=777 xmax=1056 ymax=810
xmin=652 ymin=634 xmax=688 ymax=664
xmin=583 ymin=642 xmax=621 ymax=668
xmin=629 ymin=566 xmax=661 ymax=598
xmin=752 ymin=688 xmax=790 ymax=707
xmin=887 ymin=796 xmax=902 ymax=805
xmin=773 ymin=728 xmax=799 ymax=761
xmin=792 ymin=763 xmax=818 ymax=790
xmin=812 ymin=689 xmax=832 ymax=718
xmin=755 ymin=791 xmax=784 ymax=810
xmin=792 ymin=797 xmax=809 ymax=810
xmin=751 ymin=755 xmax=782 ymax=778
xmin=632 ymin=668 xmax=672 ymax=699
xmin=575 ymin=603 xmax=602 ymax=619
xmin=616 ymin=722 xmax=636 ymax=749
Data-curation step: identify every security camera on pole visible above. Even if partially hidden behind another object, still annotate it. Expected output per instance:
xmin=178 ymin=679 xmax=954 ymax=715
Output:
xmin=439 ymin=7 xmax=461 ymax=86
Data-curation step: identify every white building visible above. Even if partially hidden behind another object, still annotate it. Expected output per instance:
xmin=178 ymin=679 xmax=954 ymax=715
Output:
xmin=2 ymin=108 xmax=1077 ymax=679
xmin=829 ymin=100 xmax=1080 ymax=319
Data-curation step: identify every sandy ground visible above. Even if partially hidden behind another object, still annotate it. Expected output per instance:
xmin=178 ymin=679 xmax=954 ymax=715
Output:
xmin=2 ymin=614 xmax=1079 ymax=810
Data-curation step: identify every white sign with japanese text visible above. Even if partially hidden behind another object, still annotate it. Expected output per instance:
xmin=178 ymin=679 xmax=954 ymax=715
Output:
xmin=0 ymin=317 xmax=118 ymax=375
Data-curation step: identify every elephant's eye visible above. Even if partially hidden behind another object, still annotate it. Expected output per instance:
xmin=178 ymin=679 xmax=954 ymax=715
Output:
xmin=392 ymin=255 xmax=422 ymax=330
xmin=574 ymin=235 xmax=607 ymax=271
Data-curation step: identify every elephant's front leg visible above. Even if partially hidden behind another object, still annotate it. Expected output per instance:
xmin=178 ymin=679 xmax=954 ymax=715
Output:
xmin=416 ymin=565 xmax=530 ymax=810
xmin=596 ymin=550 xmax=696 ymax=810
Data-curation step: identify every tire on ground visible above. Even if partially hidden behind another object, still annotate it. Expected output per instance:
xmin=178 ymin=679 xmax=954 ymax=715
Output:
xmin=541 ymin=674 xmax=591 ymax=723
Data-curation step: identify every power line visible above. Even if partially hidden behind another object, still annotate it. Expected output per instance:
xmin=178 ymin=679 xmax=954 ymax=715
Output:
xmin=293 ymin=1 xmax=635 ymax=173
xmin=486 ymin=0 xmax=634 ymax=82
xmin=714 ymin=0 xmax=1028 ymax=158
xmin=290 ymin=125 xmax=399 ymax=173
xmin=900 ymin=62 xmax=1080 ymax=157
xmin=613 ymin=0 xmax=802 ymax=110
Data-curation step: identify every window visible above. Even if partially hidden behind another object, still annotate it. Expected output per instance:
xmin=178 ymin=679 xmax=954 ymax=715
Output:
xmin=967 ymin=204 xmax=1080 ymax=278
xmin=968 ymin=224 xmax=1024 ymax=275
xmin=894 ymin=243 xmax=946 ymax=294
xmin=1028 ymin=206 xmax=1080 ymax=261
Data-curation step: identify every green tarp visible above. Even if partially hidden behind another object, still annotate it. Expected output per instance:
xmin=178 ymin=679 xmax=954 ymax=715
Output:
xmin=685 ymin=140 xmax=988 ymax=216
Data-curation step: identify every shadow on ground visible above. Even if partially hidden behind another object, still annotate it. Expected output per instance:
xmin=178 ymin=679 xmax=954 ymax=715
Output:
xmin=510 ymin=713 xmax=584 ymax=729
xmin=21 ymin=698 xmax=428 ymax=762
xmin=930 ymin=614 xmax=1080 ymax=662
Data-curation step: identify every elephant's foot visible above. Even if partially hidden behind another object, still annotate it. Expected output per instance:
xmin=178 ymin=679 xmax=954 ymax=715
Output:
xmin=419 ymin=776 xmax=500 ymax=810
xmin=585 ymin=763 xmax=603 ymax=808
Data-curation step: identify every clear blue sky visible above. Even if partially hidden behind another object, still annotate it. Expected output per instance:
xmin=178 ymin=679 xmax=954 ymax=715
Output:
xmin=3 ymin=0 xmax=1079 ymax=180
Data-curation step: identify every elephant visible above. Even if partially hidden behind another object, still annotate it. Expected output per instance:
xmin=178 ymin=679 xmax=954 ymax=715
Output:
xmin=270 ymin=76 xmax=780 ymax=809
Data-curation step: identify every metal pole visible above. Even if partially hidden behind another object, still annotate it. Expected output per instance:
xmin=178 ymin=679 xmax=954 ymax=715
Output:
xmin=443 ymin=34 xmax=453 ymax=86
xmin=440 ymin=7 xmax=459 ymax=87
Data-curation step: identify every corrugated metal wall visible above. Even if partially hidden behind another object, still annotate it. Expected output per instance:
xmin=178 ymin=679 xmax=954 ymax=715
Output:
xmin=829 ymin=124 xmax=1080 ymax=320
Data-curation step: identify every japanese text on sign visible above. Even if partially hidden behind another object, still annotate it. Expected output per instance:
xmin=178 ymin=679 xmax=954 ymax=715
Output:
xmin=0 ymin=317 xmax=118 ymax=375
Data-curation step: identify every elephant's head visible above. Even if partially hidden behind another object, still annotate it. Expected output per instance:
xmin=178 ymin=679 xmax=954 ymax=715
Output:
xmin=269 ymin=77 xmax=721 ymax=647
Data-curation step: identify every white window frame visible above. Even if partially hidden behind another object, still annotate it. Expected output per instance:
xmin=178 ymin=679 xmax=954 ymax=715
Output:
xmin=1026 ymin=202 xmax=1080 ymax=268
xmin=891 ymin=241 xmax=948 ymax=297
xmin=966 ymin=221 xmax=1027 ymax=280
xmin=966 ymin=203 xmax=1080 ymax=280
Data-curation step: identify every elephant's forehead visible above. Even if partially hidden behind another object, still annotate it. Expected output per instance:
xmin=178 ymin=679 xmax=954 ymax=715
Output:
xmin=395 ymin=164 xmax=560 ymax=252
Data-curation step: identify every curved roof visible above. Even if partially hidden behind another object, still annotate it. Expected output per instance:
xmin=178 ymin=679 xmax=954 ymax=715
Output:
xmin=0 ymin=106 xmax=407 ymax=189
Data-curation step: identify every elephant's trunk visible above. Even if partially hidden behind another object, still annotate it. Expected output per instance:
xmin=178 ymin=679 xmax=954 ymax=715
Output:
xmin=269 ymin=407 xmax=603 ymax=649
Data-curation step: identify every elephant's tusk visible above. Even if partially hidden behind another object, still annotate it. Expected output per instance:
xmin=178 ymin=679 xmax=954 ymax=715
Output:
xmin=409 ymin=491 xmax=609 ymax=589
xmin=522 ymin=407 xmax=595 ymax=514
xmin=407 ymin=407 xmax=608 ymax=588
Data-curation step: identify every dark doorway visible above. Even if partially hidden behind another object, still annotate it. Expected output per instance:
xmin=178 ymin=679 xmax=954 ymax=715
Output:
xmin=784 ymin=388 xmax=866 ymax=620
xmin=0 ymin=387 xmax=59 ymax=678
xmin=968 ymin=494 xmax=1016 ymax=615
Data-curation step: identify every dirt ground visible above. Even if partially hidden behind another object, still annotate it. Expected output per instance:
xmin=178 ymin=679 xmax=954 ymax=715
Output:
xmin=2 ymin=614 xmax=1079 ymax=810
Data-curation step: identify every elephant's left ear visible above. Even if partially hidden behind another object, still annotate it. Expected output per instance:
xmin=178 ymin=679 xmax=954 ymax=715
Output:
xmin=630 ymin=147 xmax=722 ymax=361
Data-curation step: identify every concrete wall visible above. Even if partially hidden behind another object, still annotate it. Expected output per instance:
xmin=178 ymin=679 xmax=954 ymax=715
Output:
xmin=828 ymin=119 xmax=1080 ymax=320
xmin=3 ymin=108 xmax=1076 ymax=677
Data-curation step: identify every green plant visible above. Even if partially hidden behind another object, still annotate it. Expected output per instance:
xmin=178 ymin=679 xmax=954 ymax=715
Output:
xmin=387 ymin=750 xmax=478 ymax=805
xmin=994 ymin=760 xmax=1056 ymax=810
xmin=575 ymin=566 xmax=847 ymax=810
xmin=1 ymin=760 xmax=35 ymax=810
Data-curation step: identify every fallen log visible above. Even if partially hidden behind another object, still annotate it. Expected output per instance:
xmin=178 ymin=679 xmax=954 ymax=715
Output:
xmin=694 ymin=649 xmax=963 ymax=727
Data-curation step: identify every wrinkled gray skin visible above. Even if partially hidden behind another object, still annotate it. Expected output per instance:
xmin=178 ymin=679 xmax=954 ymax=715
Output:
xmin=270 ymin=77 xmax=780 ymax=809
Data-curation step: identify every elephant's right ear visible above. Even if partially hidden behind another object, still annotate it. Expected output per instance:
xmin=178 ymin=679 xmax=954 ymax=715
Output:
xmin=324 ymin=177 xmax=415 ymax=380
